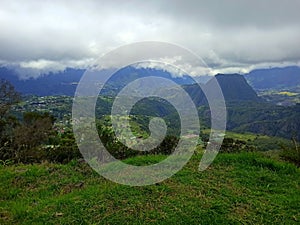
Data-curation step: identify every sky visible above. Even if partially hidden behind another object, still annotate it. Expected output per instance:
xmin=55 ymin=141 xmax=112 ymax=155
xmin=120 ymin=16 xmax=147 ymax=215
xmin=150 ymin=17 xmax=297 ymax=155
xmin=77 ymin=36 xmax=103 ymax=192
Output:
xmin=1 ymin=0 xmax=300 ymax=78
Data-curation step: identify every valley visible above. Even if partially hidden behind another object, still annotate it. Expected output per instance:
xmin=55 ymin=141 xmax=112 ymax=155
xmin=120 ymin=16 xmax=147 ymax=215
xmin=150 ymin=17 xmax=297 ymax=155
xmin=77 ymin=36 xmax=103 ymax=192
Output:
xmin=1 ymin=66 xmax=300 ymax=224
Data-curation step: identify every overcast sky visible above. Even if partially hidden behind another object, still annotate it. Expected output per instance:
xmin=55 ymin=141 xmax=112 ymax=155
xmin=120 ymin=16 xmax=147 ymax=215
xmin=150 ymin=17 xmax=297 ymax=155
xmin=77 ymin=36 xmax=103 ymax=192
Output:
xmin=1 ymin=0 xmax=300 ymax=78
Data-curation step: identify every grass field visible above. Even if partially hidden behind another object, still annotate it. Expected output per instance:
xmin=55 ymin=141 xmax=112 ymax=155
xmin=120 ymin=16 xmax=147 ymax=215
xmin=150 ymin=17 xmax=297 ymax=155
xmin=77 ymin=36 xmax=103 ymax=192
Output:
xmin=1 ymin=152 xmax=299 ymax=224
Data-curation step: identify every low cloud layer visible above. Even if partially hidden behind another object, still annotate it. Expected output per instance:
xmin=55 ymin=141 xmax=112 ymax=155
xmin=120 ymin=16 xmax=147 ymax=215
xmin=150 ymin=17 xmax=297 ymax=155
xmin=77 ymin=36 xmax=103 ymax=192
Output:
xmin=1 ymin=0 xmax=300 ymax=78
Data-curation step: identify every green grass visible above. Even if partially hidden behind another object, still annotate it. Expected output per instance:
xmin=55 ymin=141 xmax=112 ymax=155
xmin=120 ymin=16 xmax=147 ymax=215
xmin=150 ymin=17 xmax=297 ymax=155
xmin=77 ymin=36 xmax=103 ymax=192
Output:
xmin=202 ymin=130 xmax=293 ymax=151
xmin=225 ymin=131 xmax=293 ymax=151
xmin=0 ymin=152 xmax=299 ymax=224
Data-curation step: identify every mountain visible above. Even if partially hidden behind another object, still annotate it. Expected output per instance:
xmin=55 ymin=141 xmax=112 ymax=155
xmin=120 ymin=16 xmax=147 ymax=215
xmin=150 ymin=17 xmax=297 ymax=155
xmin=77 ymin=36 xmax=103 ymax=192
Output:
xmin=4 ymin=65 xmax=298 ymax=104
xmin=100 ymin=66 xmax=197 ymax=96
xmin=184 ymin=74 xmax=261 ymax=105
xmin=108 ymin=66 xmax=196 ymax=87
xmin=0 ymin=66 xmax=197 ymax=96
xmin=245 ymin=66 xmax=300 ymax=90
xmin=0 ymin=67 xmax=84 ymax=96
xmin=0 ymin=66 xmax=262 ymax=105
xmin=213 ymin=74 xmax=261 ymax=102
xmin=226 ymin=102 xmax=300 ymax=141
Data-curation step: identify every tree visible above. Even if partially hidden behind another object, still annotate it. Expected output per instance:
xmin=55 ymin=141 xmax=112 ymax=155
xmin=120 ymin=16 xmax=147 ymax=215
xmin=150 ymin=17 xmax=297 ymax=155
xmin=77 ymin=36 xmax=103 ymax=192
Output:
xmin=0 ymin=79 xmax=20 ymax=119
xmin=46 ymin=130 xmax=81 ymax=163
xmin=0 ymin=79 xmax=20 ymax=160
xmin=13 ymin=112 xmax=55 ymax=162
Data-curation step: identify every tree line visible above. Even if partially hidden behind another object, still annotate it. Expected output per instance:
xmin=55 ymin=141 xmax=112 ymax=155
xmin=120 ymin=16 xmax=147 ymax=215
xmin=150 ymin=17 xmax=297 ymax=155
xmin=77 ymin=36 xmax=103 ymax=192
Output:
xmin=0 ymin=79 xmax=80 ymax=164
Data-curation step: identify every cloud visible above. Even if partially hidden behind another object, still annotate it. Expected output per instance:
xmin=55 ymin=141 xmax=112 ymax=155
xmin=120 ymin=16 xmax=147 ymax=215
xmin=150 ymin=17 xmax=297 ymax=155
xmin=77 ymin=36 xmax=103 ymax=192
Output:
xmin=0 ymin=0 xmax=300 ymax=78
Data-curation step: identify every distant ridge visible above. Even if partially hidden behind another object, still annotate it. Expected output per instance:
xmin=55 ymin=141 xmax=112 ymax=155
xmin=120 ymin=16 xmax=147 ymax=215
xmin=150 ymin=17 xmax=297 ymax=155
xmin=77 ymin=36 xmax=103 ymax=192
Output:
xmin=0 ymin=67 xmax=84 ymax=96
xmin=0 ymin=66 xmax=196 ymax=96
xmin=1 ymin=66 xmax=300 ymax=96
xmin=245 ymin=66 xmax=300 ymax=90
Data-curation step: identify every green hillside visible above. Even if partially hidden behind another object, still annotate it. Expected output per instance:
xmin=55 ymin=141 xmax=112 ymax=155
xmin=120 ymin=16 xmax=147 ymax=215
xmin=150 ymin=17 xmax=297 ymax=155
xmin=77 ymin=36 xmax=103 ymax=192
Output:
xmin=1 ymin=152 xmax=299 ymax=224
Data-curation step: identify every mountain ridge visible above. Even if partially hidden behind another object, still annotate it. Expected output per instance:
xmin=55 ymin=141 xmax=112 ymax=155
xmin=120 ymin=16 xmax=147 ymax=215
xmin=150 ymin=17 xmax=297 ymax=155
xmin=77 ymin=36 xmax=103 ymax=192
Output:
xmin=1 ymin=66 xmax=299 ymax=99
xmin=244 ymin=66 xmax=300 ymax=90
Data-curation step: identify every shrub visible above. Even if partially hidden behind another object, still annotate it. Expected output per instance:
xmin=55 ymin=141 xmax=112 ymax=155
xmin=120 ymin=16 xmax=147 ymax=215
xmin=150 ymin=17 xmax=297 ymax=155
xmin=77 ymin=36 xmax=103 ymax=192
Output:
xmin=219 ymin=138 xmax=256 ymax=153
xmin=45 ymin=131 xmax=82 ymax=163
xmin=280 ymin=137 xmax=300 ymax=167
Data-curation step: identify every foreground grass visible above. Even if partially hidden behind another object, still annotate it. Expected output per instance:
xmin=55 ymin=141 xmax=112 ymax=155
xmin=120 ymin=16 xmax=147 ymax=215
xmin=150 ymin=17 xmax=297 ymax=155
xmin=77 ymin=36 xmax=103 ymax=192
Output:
xmin=0 ymin=152 xmax=299 ymax=224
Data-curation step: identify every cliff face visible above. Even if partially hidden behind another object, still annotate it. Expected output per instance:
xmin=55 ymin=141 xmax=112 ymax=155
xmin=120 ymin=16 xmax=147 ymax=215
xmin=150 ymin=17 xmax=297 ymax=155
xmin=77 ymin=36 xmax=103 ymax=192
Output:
xmin=184 ymin=74 xmax=261 ymax=106
xmin=213 ymin=74 xmax=261 ymax=102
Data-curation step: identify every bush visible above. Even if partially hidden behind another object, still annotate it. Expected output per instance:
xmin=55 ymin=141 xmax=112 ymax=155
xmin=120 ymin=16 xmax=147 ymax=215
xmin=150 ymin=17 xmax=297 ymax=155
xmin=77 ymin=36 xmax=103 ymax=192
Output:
xmin=219 ymin=138 xmax=256 ymax=153
xmin=280 ymin=137 xmax=300 ymax=167
xmin=45 ymin=131 xmax=82 ymax=163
